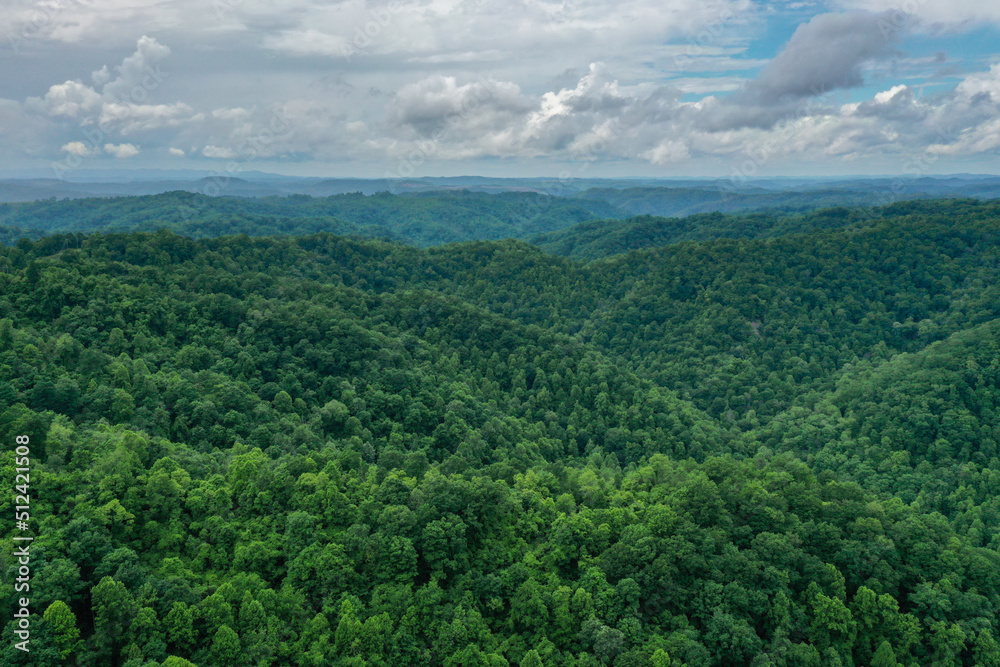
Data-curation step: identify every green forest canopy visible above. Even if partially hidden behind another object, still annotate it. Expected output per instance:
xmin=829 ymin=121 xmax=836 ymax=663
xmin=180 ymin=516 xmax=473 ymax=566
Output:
xmin=1 ymin=197 xmax=999 ymax=666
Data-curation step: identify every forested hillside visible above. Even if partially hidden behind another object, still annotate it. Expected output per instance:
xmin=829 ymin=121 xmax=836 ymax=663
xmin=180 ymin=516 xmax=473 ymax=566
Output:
xmin=531 ymin=207 xmax=867 ymax=260
xmin=2 ymin=198 xmax=1000 ymax=666
xmin=0 ymin=191 xmax=624 ymax=248
xmin=571 ymin=187 xmax=888 ymax=219
xmin=570 ymin=178 xmax=1000 ymax=219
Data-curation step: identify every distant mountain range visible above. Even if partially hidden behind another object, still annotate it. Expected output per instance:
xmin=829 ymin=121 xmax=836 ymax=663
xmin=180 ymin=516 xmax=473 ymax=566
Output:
xmin=2 ymin=172 xmax=1000 ymax=215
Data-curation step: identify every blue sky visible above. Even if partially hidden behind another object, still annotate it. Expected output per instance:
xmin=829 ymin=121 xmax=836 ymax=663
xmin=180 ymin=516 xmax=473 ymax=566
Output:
xmin=1 ymin=0 xmax=998 ymax=178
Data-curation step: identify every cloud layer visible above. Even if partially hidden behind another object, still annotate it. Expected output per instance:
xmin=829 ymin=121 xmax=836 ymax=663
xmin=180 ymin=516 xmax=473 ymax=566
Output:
xmin=1 ymin=1 xmax=999 ymax=176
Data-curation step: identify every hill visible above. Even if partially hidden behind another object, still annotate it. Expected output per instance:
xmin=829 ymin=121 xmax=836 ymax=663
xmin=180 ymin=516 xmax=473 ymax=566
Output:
xmin=0 ymin=190 xmax=624 ymax=247
xmin=1 ymin=198 xmax=1000 ymax=665
xmin=531 ymin=207 xmax=869 ymax=260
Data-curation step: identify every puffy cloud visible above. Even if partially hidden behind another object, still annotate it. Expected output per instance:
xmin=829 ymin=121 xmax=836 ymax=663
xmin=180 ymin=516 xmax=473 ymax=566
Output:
xmin=372 ymin=50 xmax=1000 ymax=172
xmin=26 ymin=36 xmax=182 ymax=132
xmin=169 ymin=147 xmax=186 ymax=156
xmin=874 ymin=85 xmax=908 ymax=105
xmin=530 ymin=64 xmax=629 ymax=125
xmin=956 ymin=63 xmax=1000 ymax=101
xmin=100 ymin=35 xmax=171 ymax=101
xmin=28 ymin=80 xmax=103 ymax=118
xmin=642 ymin=139 xmax=691 ymax=165
xmin=104 ymin=143 xmax=140 ymax=158
xmin=17 ymin=36 xmax=205 ymax=159
xmin=61 ymin=141 xmax=92 ymax=156
xmin=387 ymin=75 xmax=530 ymax=138
xmin=929 ymin=117 xmax=1000 ymax=155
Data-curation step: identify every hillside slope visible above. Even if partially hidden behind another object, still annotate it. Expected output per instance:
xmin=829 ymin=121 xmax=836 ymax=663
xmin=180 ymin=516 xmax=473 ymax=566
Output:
xmin=2 ymin=200 xmax=1000 ymax=665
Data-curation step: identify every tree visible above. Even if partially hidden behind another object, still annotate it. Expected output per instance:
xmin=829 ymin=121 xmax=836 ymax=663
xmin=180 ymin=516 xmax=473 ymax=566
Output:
xmin=871 ymin=641 xmax=899 ymax=667
xmin=165 ymin=602 xmax=196 ymax=654
xmin=43 ymin=601 xmax=81 ymax=660
xmin=198 ymin=592 xmax=234 ymax=639
xmin=929 ymin=622 xmax=967 ymax=666
xmin=162 ymin=658 xmax=198 ymax=667
xmin=210 ymin=625 xmax=242 ymax=666
xmin=808 ymin=587 xmax=855 ymax=653
xmin=651 ymin=648 xmax=671 ymax=667
xmin=520 ymin=650 xmax=543 ymax=667
xmin=973 ymin=629 xmax=1000 ymax=667
xmin=92 ymin=577 xmax=137 ymax=652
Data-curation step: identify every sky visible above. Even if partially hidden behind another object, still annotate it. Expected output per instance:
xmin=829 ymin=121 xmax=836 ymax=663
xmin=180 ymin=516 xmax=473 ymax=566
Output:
xmin=1 ymin=0 xmax=999 ymax=179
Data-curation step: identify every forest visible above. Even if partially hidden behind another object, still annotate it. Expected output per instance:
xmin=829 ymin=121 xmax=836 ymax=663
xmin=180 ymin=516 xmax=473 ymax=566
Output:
xmin=1 ymin=195 xmax=999 ymax=666
xmin=0 ymin=190 xmax=624 ymax=248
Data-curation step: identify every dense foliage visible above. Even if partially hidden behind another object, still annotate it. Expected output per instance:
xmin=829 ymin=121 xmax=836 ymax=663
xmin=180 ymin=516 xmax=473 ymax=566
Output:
xmin=571 ymin=187 xmax=897 ymax=218
xmin=1 ymin=197 xmax=999 ymax=666
xmin=530 ymin=207 xmax=869 ymax=260
xmin=0 ymin=191 xmax=623 ymax=248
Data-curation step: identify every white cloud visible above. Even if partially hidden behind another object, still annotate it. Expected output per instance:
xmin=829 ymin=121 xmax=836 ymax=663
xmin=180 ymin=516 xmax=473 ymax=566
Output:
xmin=203 ymin=145 xmax=238 ymax=158
xmin=371 ymin=51 xmax=1000 ymax=170
xmin=259 ymin=0 xmax=758 ymax=63
xmin=643 ymin=139 xmax=691 ymax=164
xmin=100 ymin=35 xmax=171 ymax=101
xmin=956 ymin=63 xmax=1000 ymax=100
xmin=98 ymin=102 xmax=201 ymax=134
xmin=25 ymin=36 xmax=184 ymax=133
xmin=212 ymin=108 xmax=252 ymax=121
xmin=29 ymin=80 xmax=102 ymax=118
xmin=104 ymin=143 xmax=140 ymax=158
xmin=61 ymin=141 xmax=92 ymax=157
xmin=169 ymin=147 xmax=186 ymax=156
xmin=929 ymin=118 xmax=1000 ymax=155
xmin=874 ymin=85 xmax=908 ymax=104
xmin=263 ymin=29 xmax=354 ymax=58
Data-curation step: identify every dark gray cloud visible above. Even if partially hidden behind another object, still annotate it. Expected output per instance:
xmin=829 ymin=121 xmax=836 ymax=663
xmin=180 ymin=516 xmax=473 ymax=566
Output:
xmin=694 ymin=11 xmax=896 ymax=132
xmin=744 ymin=11 xmax=894 ymax=103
